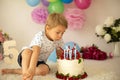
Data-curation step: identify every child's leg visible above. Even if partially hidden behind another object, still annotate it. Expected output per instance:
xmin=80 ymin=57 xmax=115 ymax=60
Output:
xmin=23 ymin=63 xmax=50 ymax=80
xmin=1 ymin=64 xmax=50 ymax=80
xmin=1 ymin=68 xmax=22 ymax=75
xmin=1 ymin=64 xmax=49 ymax=75
xmin=1 ymin=49 xmax=33 ymax=75
xmin=35 ymin=64 xmax=50 ymax=76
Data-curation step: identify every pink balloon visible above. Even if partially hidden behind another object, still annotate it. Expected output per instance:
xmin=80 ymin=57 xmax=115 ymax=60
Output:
xmin=74 ymin=0 xmax=92 ymax=9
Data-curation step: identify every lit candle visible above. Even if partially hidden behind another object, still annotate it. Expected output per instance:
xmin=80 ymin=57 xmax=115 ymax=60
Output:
xmin=67 ymin=49 xmax=69 ymax=59
xmin=74 ymin=44 xmax=77 ymax=59
xmin=69 ymin=50 xmax=72 ymax=60
xmin=68 ymin=46 xmax=70 ymax=59
xmin=74 ymin=49 xmax=76 ymax=59
xmin=65 ymin=46 xmax=68 ymax=59
xmin=64 ymin=49 xmax=66 ymax=59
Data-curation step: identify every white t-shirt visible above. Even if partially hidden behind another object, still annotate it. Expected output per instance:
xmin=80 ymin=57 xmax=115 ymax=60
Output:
xmin=22 ymin=31 xmax=64 ymax=62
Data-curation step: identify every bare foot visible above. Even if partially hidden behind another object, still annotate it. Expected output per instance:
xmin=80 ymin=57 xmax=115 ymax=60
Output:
xmin=1 ymin=69 xmax=13 ymax=75
xmin=23 ymin=72 xmax=33 ymax=80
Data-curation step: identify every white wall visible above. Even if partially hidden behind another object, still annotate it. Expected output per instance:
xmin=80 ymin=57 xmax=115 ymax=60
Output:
xmin=0 ymin=0 xmax=120 ymax=54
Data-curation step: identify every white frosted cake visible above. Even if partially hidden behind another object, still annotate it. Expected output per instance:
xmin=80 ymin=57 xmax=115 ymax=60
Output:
xmin=56 ymin=44 xmax=87 ymax=80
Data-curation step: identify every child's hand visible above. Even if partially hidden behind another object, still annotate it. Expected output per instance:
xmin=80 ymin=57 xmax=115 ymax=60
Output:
xmin=56 ymin=47 xmax=63 ymax=58
xmin=23 ymin=68 xmax=35 ymax=80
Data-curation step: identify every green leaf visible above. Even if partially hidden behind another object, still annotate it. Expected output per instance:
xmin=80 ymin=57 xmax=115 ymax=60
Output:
xmin=78 ymin=59 xmax=81 ymax=64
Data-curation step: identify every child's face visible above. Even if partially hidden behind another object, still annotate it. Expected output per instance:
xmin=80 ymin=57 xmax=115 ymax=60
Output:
xmin=46 ymin=25 xmax=67 ymax=41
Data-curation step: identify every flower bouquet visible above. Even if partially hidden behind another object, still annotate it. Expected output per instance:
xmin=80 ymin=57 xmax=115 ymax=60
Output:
xmin=95 ymin=17 xmax=120 ymax=57
xmin=0 ymin=29 xmax=12 ymax=44
xmin=95 ymin=17 xmax=120 ymax=43
xmin=0 ymin=28 xmax=12 ymax=57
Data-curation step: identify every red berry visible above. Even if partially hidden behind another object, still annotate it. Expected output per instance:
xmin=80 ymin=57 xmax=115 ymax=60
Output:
xmin=68 ymin=77 xmax=80 ymax=80
xmin=56 ymin=73 xmax=60 ymax=79
xmin=68 ymin=77 xmax=73 ymax=80
xmin=81 ymin=72 xmax=88 ymax=79
xmin=63 ymin=76 xmax=68 ymax=80
xmin=76 ymin=52 xmax=81 ymax=59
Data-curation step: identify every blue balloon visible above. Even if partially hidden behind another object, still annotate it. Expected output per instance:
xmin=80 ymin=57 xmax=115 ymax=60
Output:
xmin=26 ymin=0 xmax=40 ymax=7
xmin=61 ymin=0 xmax=73 ymax=4
xmin=63 ymin=41 xmax=80 ymax=52
xmin=47 ymin=49 xmax=57 ymax=62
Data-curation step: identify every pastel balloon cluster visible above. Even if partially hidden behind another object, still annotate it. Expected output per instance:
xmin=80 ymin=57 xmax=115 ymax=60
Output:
xmin=26 ymin=0 xmax=92 ymax=10
xmin=43 ymin=0 xmax=74 ymax=13
xmin=26 ymin=0 xmax=92 ymax=30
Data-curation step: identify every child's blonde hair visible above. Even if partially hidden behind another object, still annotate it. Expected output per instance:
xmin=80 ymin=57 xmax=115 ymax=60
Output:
xmin=46 ymin=13 xmax=68 ymax=29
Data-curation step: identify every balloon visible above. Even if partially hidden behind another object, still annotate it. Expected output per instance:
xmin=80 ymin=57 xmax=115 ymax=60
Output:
xmin=63 ymin=42 xmax=80 ymax=52
xmin=74 ymin=0 xmax=92 ymax=9
xmin=41 ymin=0 xmax=49 ymax=7
xmin=26 ymin=0 xmax=40 ymax=7
xmin=48 ymin=49 xmax=57 ymax=62
xmin=48 ymin=0 xmax=58 ymax=2
xmin=61 ymin=0 xmax=73 ymax=4
xmin=48 ymin=1 xmax=64 ymax=13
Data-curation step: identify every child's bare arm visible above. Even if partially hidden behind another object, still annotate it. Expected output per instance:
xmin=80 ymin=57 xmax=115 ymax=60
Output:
xmin=29 ymin=46 xmax=40 ymax=69
xmin=23 ymin=46 xmax=41 ymax=80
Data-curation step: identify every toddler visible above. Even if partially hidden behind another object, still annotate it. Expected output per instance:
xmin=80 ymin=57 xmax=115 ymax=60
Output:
xmin=1 ymin=13 xmax=68 ymax=80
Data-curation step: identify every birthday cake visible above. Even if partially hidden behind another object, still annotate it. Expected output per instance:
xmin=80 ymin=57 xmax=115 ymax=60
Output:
xmin=56 ymin=43 xmax=87 ymax=80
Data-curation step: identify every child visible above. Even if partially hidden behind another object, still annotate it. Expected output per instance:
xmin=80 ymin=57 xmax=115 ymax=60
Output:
xmin=1 ymin=13 xmax=68 ymax=80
